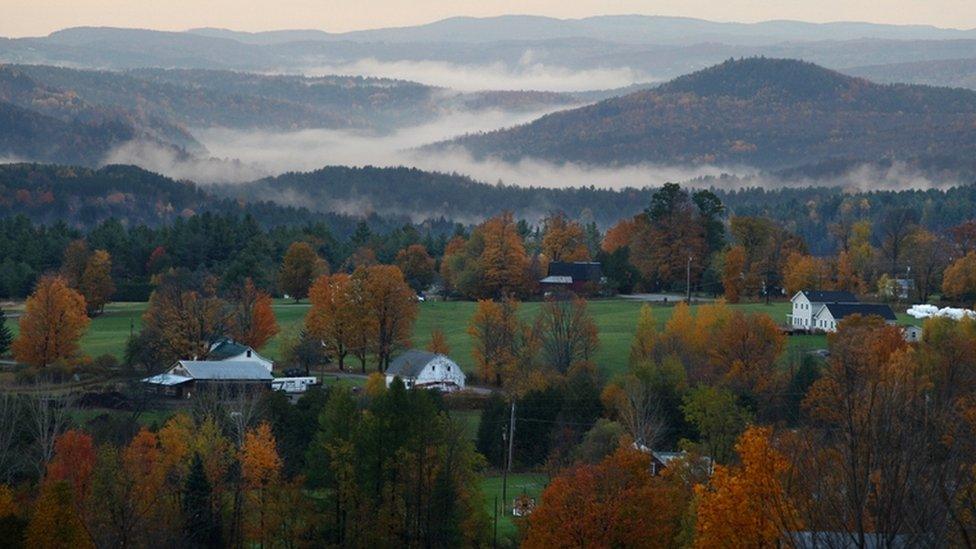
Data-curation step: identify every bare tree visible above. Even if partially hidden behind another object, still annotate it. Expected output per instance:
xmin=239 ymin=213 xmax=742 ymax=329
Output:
xmin=535 ymin=297 xmax=599 ymax=373
xmin=24 ymin=391 xmax=75 ymax=475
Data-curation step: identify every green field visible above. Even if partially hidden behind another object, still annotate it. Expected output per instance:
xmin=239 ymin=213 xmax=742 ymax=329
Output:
xmin=6 ymin=298 xmax=918 ymax=379
xmin=480 ymin=473 xmax=549 ymax=544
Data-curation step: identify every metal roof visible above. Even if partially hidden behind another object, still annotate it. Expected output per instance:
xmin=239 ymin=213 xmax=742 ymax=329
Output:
xmin=547 ymin=261 xmax=603 ymax=282
xmin=820 ymin=302 xmax=897 ymax=321
xmin=143 ymin=373 xmax=193 ymax=386
xmin=386 ymin=349 xmax=442 ymax=379
xmin=175 ymin=360 xmax=273 ymax=381
xmin=540 ymin=275 xmax=573 ymax=284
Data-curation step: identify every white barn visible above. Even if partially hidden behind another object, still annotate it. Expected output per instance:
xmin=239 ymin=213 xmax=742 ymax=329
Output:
xmin=812 ymin=302 xmax=897 ymax=332
xmin=385 ymin=349 xmax=466 ymax=392
xmin=789 ymin=290 xmax=859 ymax=331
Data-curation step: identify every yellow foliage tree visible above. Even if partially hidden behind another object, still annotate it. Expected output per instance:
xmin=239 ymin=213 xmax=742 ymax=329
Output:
xmin=541 ymin=211 xmax=590 ymax=262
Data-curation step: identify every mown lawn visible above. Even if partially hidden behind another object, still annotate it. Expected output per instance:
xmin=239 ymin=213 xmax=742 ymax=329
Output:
xmin=8 ymin=298 xmax=918 ymax=379
xmin=480 ymin=472 xmax=548 ymax=545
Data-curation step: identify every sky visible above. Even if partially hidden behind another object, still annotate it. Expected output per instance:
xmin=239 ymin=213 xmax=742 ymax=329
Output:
xmin=2 ymin=0 xmax=976 ymax=38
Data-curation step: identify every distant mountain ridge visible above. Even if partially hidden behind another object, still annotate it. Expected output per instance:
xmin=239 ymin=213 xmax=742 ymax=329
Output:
xmin=186 ymin=15 xmax=976 ymax=45
xmin=438 ymin=57 xmax=976 ymax=169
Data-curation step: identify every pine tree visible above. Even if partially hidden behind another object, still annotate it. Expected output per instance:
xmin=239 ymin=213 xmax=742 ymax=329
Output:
xmin=183 ymin=454 xmax=222 ymax=549
xmin=0 ymin=307 xmax=12 ymax=357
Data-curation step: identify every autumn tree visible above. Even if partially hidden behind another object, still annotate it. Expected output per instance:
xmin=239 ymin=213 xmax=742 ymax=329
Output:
xmin=426 ymin=329 xmax=450 ymax=355
xmin=781 ymin=252 xmax=825 ymax=295
xmin=709 ymin=311 xmax=786 ymax=394
xmin=478 ymin=212 xmax=532 ymax=298
xmin=834 ymin=250 xmax=863 ymax=294
xmin=59 ymin=239 xmax=90 ymax=288
xmin=541 ymin=211 xmax=590 ymax=262
xmin=468 ymin=298 xmax=523 ymax=386
xmin=77 ymin=249 xmax=114 ymax=315
xmin=630 ymin=183 xmax=708 ymax=289
xmin=722 ymin=245 xmax=747 ymax=302
xmin=601 ymin=217 xmax=637 ymax=253
xmin=629 ymin=304 xmax=656 ymax=365
xmin=943 ymin=252 xmax=976 ymax=301
xmin=228 ymin=278 xmax=279 ymax=350
xmin=949 ymin=220 xmax=976 ymax=256
xmin=305 ymin=273 xmax=358 ymax=370
xmin=359 ymin=265 xmax=418 ymax=371
xmin=904 ymin=228 xmax=949 ymax=302
xmin=525 ymin=446 xmax=686 ymax=548
xmin=395 ymin=244 xmax=435 ymax=292
xmin=279 ymin=241 xmax=326 ymax=303
xmin=12 ymin=275 xmax=89 ymax=368
xmin=535 ymin=297 xmax=599 ymax=374
xmin=140 ymin=270 xmax=228 ymax=365
xmin=26 ymin=481 xmax=94 ymax=549
xmin=240 ymin=422 xmax=283 ymax=547
xmin=694 ymin=427 xmax=796 ymax=548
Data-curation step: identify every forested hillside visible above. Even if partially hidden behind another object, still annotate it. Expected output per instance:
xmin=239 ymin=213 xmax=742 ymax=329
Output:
xmin=443 ymin=58 xmax=976 ymax=169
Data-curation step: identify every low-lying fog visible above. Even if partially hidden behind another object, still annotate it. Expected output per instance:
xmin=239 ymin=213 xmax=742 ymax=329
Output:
xmin=105 ymin=106 xmax=741 ymax=189
xmin=300 ymin=56 xmax=652 ymax=93
xmin=104 ymin=105 xmax=963 ymax=193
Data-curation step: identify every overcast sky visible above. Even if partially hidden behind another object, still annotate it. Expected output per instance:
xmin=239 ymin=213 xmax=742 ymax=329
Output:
xmin=3 ymin=0 xmax=975 ymax=38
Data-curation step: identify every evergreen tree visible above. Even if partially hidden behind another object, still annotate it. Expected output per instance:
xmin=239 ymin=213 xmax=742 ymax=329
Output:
xmin=183 ymin=454 xmax=222 ymax=549
xmin=0 ymin=307 xmax=11 ymax=357
xmin=476 ymin=394 xmax=509 ymax=468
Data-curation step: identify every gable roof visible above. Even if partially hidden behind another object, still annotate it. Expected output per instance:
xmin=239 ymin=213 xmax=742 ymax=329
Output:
xmin=547 ymin=261 xmax=603 ymax=282
xmin=387 ymin=349 xmax=442 ymax=378
xmin=175 ymin=360 xmax=273 ymax=381
xmin=797 ymin=290 xmax=859 ymax=303
xmin=819 ymin=303 xmax=897 ymax=322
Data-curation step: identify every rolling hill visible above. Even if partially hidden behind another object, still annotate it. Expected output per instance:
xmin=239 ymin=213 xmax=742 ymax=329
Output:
xmin=439 ymin=57 xmax=976 ymax=170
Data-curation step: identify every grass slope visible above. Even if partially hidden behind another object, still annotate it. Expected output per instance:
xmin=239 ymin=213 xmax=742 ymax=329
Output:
xmin=7 ymin=298 xmax=915 ymax=378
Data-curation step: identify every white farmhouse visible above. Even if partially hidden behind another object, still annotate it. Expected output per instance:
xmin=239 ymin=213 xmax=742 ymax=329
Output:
xmin=811 ymin=302 xmax=897 ymax=332
xmin=208 ymin=338 xmax=274 ymax=372
xmin=789 ymin=290 xmax=859 ymax=330
xmin=385 ymin=349 xmax=466 ymax=392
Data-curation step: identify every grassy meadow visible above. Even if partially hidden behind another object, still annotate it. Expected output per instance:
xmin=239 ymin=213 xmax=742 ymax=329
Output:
xmin=6 ymin=298 xmax=917 ymax=379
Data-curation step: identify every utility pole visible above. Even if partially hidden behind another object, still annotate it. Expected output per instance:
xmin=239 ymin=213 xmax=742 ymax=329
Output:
xmin=493 ymin=495 xmax=498 ymax=548
xmin=501 ymin=400 xmax=516 ymax=514
xmin=686 ymin=254 xmax=693 ymax=303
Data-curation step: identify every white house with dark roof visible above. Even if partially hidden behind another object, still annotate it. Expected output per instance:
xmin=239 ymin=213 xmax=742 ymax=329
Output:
xmin=789 ymin=290 xmax=859 ymax=330
xmin=812 ymin=302 xmax=897 ymax=332
xmin=208 ymin=338 xmax=274 ymax=372
xmin=385 ymin=349 xmax=465 ymax=392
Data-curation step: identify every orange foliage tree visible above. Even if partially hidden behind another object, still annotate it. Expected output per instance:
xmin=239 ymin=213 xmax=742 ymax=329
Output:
xmin=12 ymin=275 xmax=90 ymax=368
xmin=944 ymin=251 xmax=976 ymax=301
xmin=359 ymin=265 xmax=418 ymax=371
xmin=229 ymin=278 xmax=279 ymax=350
xmin=541 ymin=211 xmax=590 ymax=262
xmin=722 ymin=245 xmax=747 ymax=303
xmin=601 ymin=217 xmax=637 ymax=253
xmin=694 ymin=427 xmax=797 ymax=548
xmin=140 ymin=271 xmax=228 ymax=364
xmin=478 ymin=212 xmax=532 ymax=298
xmin=524 ymin=446 xmax=686 ymax=548
xmin=426 ymin=328 xmax=450 ymax=355
xmin=782 ymin=252 xmax=826 ymax=295
xmin=305 ymin=273 xmax=359 ymax=370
